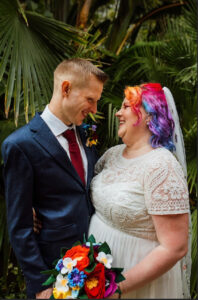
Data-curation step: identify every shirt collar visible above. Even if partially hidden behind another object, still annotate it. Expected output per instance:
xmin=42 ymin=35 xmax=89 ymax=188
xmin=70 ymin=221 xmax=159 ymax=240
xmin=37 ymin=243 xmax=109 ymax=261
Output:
xmin=41 ymin=105 xmax=76 ymax=137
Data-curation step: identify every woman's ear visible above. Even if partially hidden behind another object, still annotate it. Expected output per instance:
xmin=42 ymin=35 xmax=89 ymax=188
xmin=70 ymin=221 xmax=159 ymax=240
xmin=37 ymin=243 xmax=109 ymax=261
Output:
xmin=145 ymin=114 xmax=152 ymax=126
xmin=62 ymin=81 xmax=71 ymax=97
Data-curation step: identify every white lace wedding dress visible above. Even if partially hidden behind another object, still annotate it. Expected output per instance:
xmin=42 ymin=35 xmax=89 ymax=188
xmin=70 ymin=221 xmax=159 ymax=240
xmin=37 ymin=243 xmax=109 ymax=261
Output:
xmin=88 ymin=144 xmax=191 ymax=299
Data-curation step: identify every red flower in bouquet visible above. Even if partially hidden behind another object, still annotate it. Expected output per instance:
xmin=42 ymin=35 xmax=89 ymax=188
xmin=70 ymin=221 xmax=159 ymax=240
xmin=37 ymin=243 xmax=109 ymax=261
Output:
xmin=63 ymin=245 xmax=90 ymax=271
xmin=84 ymin=263 xmax=105 ymax=299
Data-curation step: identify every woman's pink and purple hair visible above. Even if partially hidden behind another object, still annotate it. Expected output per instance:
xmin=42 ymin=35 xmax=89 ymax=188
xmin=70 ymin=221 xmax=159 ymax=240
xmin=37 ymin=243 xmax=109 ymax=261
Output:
xmin=124 ymin=83 xmax=175 ymax=151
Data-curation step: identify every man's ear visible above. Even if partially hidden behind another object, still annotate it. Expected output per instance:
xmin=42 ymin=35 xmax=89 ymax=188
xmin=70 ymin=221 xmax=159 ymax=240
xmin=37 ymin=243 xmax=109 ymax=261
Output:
xmin=62 ymin=81 xmax=71 ymax=97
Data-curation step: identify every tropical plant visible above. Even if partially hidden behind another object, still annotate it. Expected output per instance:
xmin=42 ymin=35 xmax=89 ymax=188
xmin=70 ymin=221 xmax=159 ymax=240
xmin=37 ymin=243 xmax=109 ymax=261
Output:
xmin=0 ymin=0 xmax=197 ymax=298
xmin=0 ymin=0 xmax=88 ymax=125
xmin=190 ymin=208 xmax=197 ymax=299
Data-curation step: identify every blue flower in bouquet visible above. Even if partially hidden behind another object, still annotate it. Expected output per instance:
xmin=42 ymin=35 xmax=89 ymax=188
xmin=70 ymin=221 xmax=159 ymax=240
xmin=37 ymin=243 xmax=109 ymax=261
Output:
xmin=68 ymin=268 xmax=87 ymax=289
xmin=85 ymin=242 xmax=101 ymax=247
xmin=55 ymin=259 xmax=64 ymax=272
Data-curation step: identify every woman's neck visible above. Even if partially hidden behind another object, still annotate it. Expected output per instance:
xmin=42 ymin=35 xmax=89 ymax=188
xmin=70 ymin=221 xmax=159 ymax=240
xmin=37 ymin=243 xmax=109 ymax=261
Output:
xmin=122 ymin=135 xmax=153 ymax=159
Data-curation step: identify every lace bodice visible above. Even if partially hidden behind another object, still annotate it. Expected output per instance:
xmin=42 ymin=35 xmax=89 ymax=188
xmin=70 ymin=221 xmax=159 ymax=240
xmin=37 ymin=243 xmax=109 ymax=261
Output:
xmin=90 ymin=145 xmax=189 ymax=241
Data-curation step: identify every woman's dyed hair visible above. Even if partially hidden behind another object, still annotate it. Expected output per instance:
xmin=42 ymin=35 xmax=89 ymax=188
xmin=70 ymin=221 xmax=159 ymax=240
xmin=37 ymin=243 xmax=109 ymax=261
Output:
xmin=124 ymin=83 xmax=175 ymax=151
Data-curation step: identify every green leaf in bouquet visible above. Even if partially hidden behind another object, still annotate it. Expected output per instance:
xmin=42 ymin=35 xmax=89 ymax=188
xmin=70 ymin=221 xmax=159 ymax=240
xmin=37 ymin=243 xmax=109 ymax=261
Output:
xmin=89 ymin=241 xmax=94 ymax=255
xmin=42 ymin=274 xmax=56 ymax=286
xmin=115 ymin=273 xmax=125 ymax=283
xmin=84 ymin=260 xmax=97 ymax=273
xmin=72 ymin=240 xmax=82 ymax=247
xmin=84 ymin=241 xmax=96 ymax=273
xmin=87 ymin=234 xmax=96 ymax=244
xmin=49 ymin=294 xmax=55 ymax=300
xmin=111 ymin=267 xmax=125 ymax=283
xmin=78 ymin=288 xmax=89 ymax=299
xmin=60 ymin=247 xmax=69 ymax=258
xmin=52 ymin=258 xmax=59 ymax=266
xmin=78 ymin=294 xmax=89 ymax=299
xmin=111 ymin=267 xmax=124 ymax=273
xmin=41 ymin=269 xmax=58 ymax=276
xmin=98 ymin=242 xmax=111 ymax=254
xmin=115 ymin=287 xmax=122 ymax=297
xmin=83 ymin=233 xmax=87 ymax=244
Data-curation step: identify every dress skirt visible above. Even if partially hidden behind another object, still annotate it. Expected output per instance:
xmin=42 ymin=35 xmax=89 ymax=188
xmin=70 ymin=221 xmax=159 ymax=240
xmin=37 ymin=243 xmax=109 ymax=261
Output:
xmin=88 ymin=214 xmax=184 ymax=299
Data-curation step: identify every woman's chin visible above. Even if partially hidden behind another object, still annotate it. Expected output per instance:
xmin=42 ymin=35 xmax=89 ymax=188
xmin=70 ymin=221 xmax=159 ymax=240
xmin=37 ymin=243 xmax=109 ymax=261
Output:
xmin=117 ymin=128 xmax=124 ymax=139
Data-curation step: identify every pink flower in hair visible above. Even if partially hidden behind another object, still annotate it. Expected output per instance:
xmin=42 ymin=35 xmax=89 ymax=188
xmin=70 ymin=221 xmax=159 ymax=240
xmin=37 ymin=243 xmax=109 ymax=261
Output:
xmin=142 ymin=83 xmax=162 ymax=91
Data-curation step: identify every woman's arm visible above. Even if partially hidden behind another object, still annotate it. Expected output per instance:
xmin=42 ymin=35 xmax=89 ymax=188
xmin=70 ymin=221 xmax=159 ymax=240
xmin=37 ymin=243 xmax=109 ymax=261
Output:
xmin=119 ymin=213 xmax=189 ymax=295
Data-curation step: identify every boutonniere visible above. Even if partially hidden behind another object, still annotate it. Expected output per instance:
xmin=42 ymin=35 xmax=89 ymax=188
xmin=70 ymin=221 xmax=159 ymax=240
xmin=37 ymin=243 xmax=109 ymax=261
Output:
xmin=82 ymin=124 xmax=98 ymax=147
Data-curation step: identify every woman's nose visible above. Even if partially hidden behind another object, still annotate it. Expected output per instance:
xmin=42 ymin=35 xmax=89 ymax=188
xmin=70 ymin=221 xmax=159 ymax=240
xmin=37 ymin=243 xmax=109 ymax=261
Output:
xmin=115 ymin=109 xmax=121 ymax=117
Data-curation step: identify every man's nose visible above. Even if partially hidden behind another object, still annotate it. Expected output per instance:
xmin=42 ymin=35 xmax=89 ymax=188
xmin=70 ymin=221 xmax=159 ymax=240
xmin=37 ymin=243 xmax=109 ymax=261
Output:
xmin=91 ymin=102 xmax=97 ymax=114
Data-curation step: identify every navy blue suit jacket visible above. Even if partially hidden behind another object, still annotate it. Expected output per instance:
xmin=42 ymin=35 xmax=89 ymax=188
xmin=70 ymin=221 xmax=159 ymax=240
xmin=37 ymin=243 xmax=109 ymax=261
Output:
xmin=1 ymin=113 xmax=97 ymax=297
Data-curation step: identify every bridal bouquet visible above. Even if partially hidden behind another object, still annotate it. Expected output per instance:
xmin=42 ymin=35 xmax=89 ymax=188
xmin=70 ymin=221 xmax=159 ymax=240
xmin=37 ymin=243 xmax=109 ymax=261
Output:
xmin=41 ymin=235 xmax=125 ymax=299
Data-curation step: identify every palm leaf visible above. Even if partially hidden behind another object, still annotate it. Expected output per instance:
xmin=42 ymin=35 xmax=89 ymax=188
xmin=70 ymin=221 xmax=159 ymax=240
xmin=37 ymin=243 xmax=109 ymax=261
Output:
xmin=190 ymin=208 xmax=197 ymax=297
xmin=0 ymin=0 xmax=87 ymax=125
xmin=184 ymin=118 xmax=197 ymax=196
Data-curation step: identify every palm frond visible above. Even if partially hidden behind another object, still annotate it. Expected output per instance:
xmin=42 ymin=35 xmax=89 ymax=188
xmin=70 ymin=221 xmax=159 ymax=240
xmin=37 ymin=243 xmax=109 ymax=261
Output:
xmin=0 ymin=0 xmax=87 ymax=125
xmin=190 ymin=208 xmax=197 ymax=297
xmin=182 ymin=0 xmax=197 ymax=42
xmin=184 ymin=117 xmax=197 ymax=196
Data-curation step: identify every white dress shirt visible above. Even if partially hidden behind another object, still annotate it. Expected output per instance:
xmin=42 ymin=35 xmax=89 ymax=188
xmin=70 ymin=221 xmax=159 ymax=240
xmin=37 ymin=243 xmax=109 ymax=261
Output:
xmin=41 ymin=105 xmax=88 ymax=183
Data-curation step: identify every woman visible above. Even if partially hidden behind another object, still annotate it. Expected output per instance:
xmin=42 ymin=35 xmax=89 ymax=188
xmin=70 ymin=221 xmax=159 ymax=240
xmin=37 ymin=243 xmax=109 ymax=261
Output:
xmin=88 ymin=83 xmax=191 ymax=299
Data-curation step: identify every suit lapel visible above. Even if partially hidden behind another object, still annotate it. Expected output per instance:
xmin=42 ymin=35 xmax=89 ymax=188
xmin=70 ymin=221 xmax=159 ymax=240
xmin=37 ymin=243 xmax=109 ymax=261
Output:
xmin=29 ymin=113 xmax=84 ymax=187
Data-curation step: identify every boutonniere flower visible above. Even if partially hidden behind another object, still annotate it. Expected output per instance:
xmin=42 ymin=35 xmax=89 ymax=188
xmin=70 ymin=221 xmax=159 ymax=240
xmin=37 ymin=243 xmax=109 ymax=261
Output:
xmin=82 ymin=124 xmax=98 ymax=147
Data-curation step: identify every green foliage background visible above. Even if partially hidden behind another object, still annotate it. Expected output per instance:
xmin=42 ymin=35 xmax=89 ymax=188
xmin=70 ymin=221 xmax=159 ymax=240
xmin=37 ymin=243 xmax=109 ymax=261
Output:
xmin=0 ymin=0 xmax=197 ymax=298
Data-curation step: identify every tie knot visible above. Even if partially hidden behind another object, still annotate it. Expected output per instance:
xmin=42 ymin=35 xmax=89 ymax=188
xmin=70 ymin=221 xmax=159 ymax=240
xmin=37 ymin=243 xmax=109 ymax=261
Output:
xmin=63 ymin=129 xmax=77 ymax=144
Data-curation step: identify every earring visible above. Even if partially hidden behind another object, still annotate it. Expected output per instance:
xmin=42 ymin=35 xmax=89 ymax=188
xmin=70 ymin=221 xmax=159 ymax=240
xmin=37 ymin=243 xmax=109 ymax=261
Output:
xmin=146 ymin=114 xmax=150 ymax=126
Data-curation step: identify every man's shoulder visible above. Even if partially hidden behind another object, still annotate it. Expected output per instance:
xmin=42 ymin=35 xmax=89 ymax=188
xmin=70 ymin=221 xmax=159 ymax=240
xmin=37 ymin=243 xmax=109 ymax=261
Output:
xmin=3 ymin=123 xmax=29 ymax=145
xmin=2 ymin=113 xmax=42 ymax=147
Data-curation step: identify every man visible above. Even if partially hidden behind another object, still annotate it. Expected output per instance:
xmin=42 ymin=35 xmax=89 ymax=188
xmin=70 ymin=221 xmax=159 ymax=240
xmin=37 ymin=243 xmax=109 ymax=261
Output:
xmin=1 ymin=58 xmax=108 ymax=298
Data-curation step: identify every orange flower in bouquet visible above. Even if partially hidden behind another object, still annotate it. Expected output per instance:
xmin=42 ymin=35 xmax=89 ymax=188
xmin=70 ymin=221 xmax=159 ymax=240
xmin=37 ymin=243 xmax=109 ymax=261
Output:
xmin=63 ymin=245 xmax=90 ymax=271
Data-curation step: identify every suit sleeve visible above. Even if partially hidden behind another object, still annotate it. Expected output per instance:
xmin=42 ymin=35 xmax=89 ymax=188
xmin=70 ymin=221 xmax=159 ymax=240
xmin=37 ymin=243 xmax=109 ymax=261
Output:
xmin=1 ymin=140 xmax=50 ymax=295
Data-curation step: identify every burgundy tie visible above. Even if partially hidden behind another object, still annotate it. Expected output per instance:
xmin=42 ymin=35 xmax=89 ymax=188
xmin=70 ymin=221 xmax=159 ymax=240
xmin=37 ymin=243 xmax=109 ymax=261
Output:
xmin=63 ymin=129 xmax=85 ymax=185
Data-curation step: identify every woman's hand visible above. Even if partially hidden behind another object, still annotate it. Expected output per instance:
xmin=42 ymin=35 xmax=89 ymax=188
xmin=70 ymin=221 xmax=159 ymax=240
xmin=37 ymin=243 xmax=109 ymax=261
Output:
xmin=107 ymin=292 xmax=119 ymax=299
xmin=119 ymin=213 xmax=189 ymax=294
xmin=32 ymin=208 xmax=42 ymax=234
xmin=36 ymin=287 xmax=53 ymax=299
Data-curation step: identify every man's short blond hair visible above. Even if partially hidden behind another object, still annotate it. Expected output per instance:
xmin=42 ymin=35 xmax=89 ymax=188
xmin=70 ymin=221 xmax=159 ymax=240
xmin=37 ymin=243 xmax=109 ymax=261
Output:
xmin=53 ymin=58 xmax=108 ymax=91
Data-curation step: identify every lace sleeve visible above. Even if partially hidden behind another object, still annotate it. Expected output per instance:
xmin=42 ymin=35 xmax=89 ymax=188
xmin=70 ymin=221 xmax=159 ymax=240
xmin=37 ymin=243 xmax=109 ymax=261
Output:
xmin=144 ymin=152 xmax=190 ymax=215
xmin=94 ymin=149 xmax=109 ymax=175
